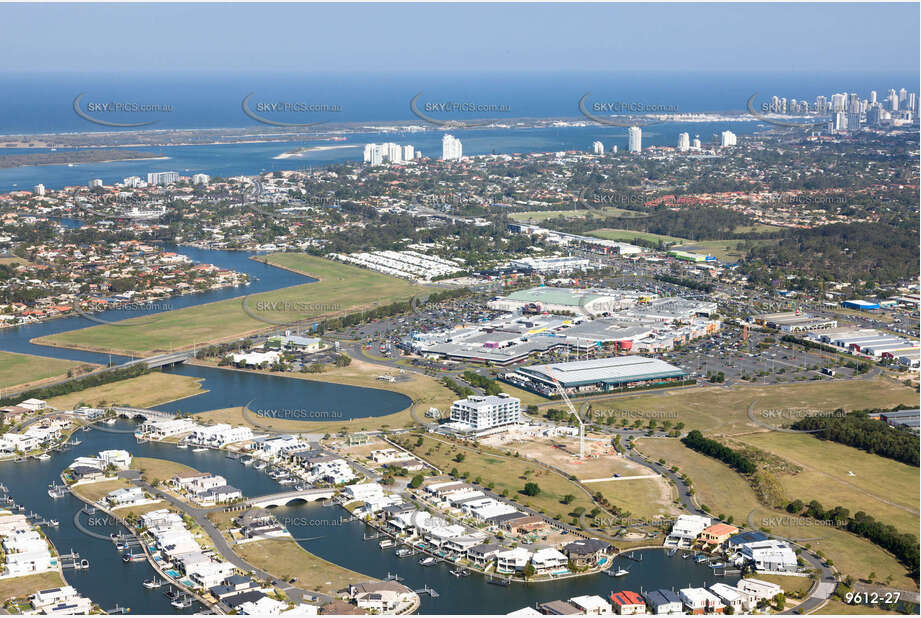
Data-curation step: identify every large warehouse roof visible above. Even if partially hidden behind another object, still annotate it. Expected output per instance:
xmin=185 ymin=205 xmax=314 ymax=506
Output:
xmin=518 ymin=356 xmax=686 ymax=387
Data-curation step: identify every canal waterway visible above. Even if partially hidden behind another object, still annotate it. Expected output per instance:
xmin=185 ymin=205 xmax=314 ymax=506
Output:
xmin=1 ymin=244 xmax=723 ymax=613
xmin=2 ymin=421 xmax=726 ymax=614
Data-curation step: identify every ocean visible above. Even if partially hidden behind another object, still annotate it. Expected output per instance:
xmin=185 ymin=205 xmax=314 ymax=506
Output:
xmin=0 ymin=70 xmax=914 ymax=191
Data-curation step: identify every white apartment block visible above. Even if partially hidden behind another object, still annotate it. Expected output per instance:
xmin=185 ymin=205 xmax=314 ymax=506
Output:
xmin=449 ymin=394 xmax=521 ymax=433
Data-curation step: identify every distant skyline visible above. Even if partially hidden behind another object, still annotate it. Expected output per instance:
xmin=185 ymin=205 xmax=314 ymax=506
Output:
xmin=1 ymin=3 xmax=918 ymax=73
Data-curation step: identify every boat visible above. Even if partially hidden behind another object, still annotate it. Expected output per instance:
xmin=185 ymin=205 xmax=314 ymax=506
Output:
xmin=192 ymin=447 xmax=207 ymax=453
xmin=143 ymin=578 xmax=164 ymax=589
xmin=176 ymin=443 xmax=188 ymax=449
xmin=122 ymin=552 xmax=146 ymax=563
xmin=682 ymin=552 xmax=691 ymax=559
xmin=694 ymin=554 xmax=708 ymax=563
xmin=395 ymin=548 xmax=412 ymax=558
xmin=419 ymin=557 xmax=437 ymax=567
xmin=79 ymin=559 xmax=89 ymax=569
xmin=606 ymin=568 xmax=629 ymax=577
xmin=450 ymin=568 xmax=470 ymax=577
xmin=240 ymin=457 xmax=253 ymax=466
xmin=667 ymin=548 xmax=678 ymax=556
xmin=171 ymin=595 xmax=193 ymax=609
xmin=709 ymin=561 xmax=725 ymax=568
xmin=279 ymin=478 xmax=296 ymax=485
xmin=379 ymin=539 xmax=394 ymax=549
xmin=253 ymin=461 xmax=267 ymax=470
xmin=48 ymin=519 xmax=59 ymax=527
xmin=104 ymin=418 xmax=117 ymax=425
xmin=38 ymin=453 xmax=52 ymax=461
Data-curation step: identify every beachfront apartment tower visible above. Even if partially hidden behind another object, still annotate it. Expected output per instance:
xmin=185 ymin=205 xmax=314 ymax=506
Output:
xmin=627 ymin=126 xmax=642 ymax=153
xmin=449 ymin=394 xmax=520 ymax=432
xmin=442 ymin=134 xmax=463 ymax=161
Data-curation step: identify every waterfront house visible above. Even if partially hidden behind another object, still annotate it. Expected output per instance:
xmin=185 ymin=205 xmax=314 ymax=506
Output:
xmin=444 ymin=533 xmax=487 ymax=555
xmin=347 ymin=581 xmax=415 ymax=613
xmin=725 ymin=530 xmax=768 ymax=551
xmin=236 ymin=595 xmax=290 ymax=615
xmin=29 ymin=587 xmax=93 ymax=615
xmin=106 ymin=486 xmax=146 ymax=507
xmin=609 ymin=591 xmax=646 ymax=615
xmin=530 ymin=547 xmax=569 ymax=574
xmin=679 ymin=587 xmax=725 ymax=614
xmin=467 ymin=542 xmax=503 ymax=567
xmin=187 ymin=423 xmax=253 ymax=447
xmin=252 ymin=435 xmax=305 ymax=460
xmin=737 ymin=539 xmax=798 ymax=572
xmin=187 ymin=559 xmax=236 ymax=589
xmin=736 ymin=578 xmax=783 ymax=604
xmin=424 ymin=523 xmax=466 ymax=548
xmin=139 ymin=418 xmax=198 ymax=439
xmin=496 ymin=547 xmax=532 ymax=573
xmin=709 ymin=583 xmax=748 ymax=613
xmin=507 ymin=607 xmax=543 ymax=616
xmin=563 ymin=538 xmax=612 ymax=568
xmin=699 ymin=523 xmax=738 ymax=548
xmin=173 ymin=472 xmax=226 ymax=493
xmin=568 ymin=595 xmax=612 ymax=615
xmin=538 ymin=600 xmax=583 ymax=615
xmin=97 ymin=449 xmax=132 ymax=469
xmin=666 ymin=515 xmax=711 ymax=547
xmin=643 ymin=589 xmax=683 ymax=615
xmin=209 ymin=575 xmax=261 ymax=600
xmin=0 ymin=405 xmax=29 ymax=424
xmin=223 ymin=590 xmax=269 ymax=611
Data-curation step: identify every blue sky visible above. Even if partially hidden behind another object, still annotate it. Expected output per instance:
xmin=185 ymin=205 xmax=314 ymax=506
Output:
xmin=2 ymin=3 xmax=918 ymax=73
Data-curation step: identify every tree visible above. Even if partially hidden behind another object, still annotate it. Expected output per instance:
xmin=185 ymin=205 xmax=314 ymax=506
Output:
xmin=454 ymin=453 xmax=466 ymax=463
xmin=522 ymin=562 xmax=536 ymax=579
xmin=561 ymin=494 xmax=576 ymax=505
xmin=523 ymin=482 xmax=541 ymax=497
xmin=409 ymin=474 xmax=424 ymax=488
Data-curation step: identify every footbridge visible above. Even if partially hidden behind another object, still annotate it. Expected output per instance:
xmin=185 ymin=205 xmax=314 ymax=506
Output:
xmin=247 ymin=488 xmax=336 ymax=508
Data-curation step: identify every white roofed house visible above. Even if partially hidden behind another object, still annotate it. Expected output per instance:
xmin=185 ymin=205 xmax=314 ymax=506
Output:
xmin=107 ymin=486 xmax=147 ymax=507
xmin=186 ymin=423 xmax=253 ymax=447
xmin=679 ymin=587 xmax=725 ymax=614
xmin=529 ymin=547 xmax=569 ymax=574
xmin=666 ymin=514 xmax=711 ymax=546
xmin=735 ymin=578 xmax=783 ymax=604
xmin=139 ymin=417 xmax=198 ymax=439
xmin=568 ymin=595 xmax=613 ymax=615
xmin=738 ymin=539 xmax=798 ymax=573
xmin=424 ymin=524 xmax=466 ymax=548
xmin=98 ymin=449 xmax=132 ymax=470
xmin=496 ymin=547 xmax=532 ymax=573
xmin=709 ymin=583 xmax=748 ymax=612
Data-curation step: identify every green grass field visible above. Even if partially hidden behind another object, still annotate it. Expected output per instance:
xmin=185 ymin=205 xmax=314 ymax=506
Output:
xmin=635 ymin=438 xmax=917 ymax=591
xmin=35 ymin=254 xmax=423 ymax=355
xmin=734 ymin=432 xmax=919 ymax=537
xmin=0 ymin=351 xmax=90 ymax=389
xmin=587 ymin=228 xmax=688 ymax=244
xmin=672 ymin=238 xmax=779 ymax=262
xmin=588 ymin=377 xmax=918 ymax=437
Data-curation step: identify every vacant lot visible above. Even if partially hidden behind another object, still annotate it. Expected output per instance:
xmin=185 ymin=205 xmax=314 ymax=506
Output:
xmin=46 ymin=372 xmax=205 ymax=410
xmin=234 ymin=538 xmax=373 ymax=595
xmin=71 ymin=478 xmax=131 ymax=503
xmin=0 ymin=572 xmax=66 ymax=603
xmin=635 ymin=438 xmax=917 ymax=590
xmin=735 ymin=432 xmax=919 ymax=537
xmin=588 ymin=478 xmax=679 ymax=520
xmin=816 ymin=599 xmax=903 ymax=615
xmin=589 ymin=378 xmax=918 ymax=437
xmin=403 ymin=434 xmax=598 ymax=522
xmin=131 ymin=456 xmax=200 ymax=485
xmin=0 ymin=351 xmax=90 ymax=390
xmin=588 ymin=228 xmax=688 ymax=244
xmin=36 ymin=254 xmax=422 ymax=355
xmin=509 ymin=207 xmax=650 ymax=223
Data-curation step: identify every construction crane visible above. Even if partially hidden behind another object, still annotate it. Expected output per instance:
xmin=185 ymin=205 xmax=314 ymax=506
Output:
xmin=551 ymin=374 xmax=585 ymax=459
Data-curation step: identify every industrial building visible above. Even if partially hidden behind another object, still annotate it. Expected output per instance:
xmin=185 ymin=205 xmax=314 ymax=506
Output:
xmin=506 ymin=356 xmax=687 ymax=396
xmin=807 ymin=327 xmax=920 ymax=359
xmin=507 ymin=256 xmax=593 ymax=274
xmin=753 ymin=312 xmax=838 ymax=332
xmin=667 ymin=250 xmax=716 ymax=263
xmin=841 ymin=299 xmax=881 ymax=311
